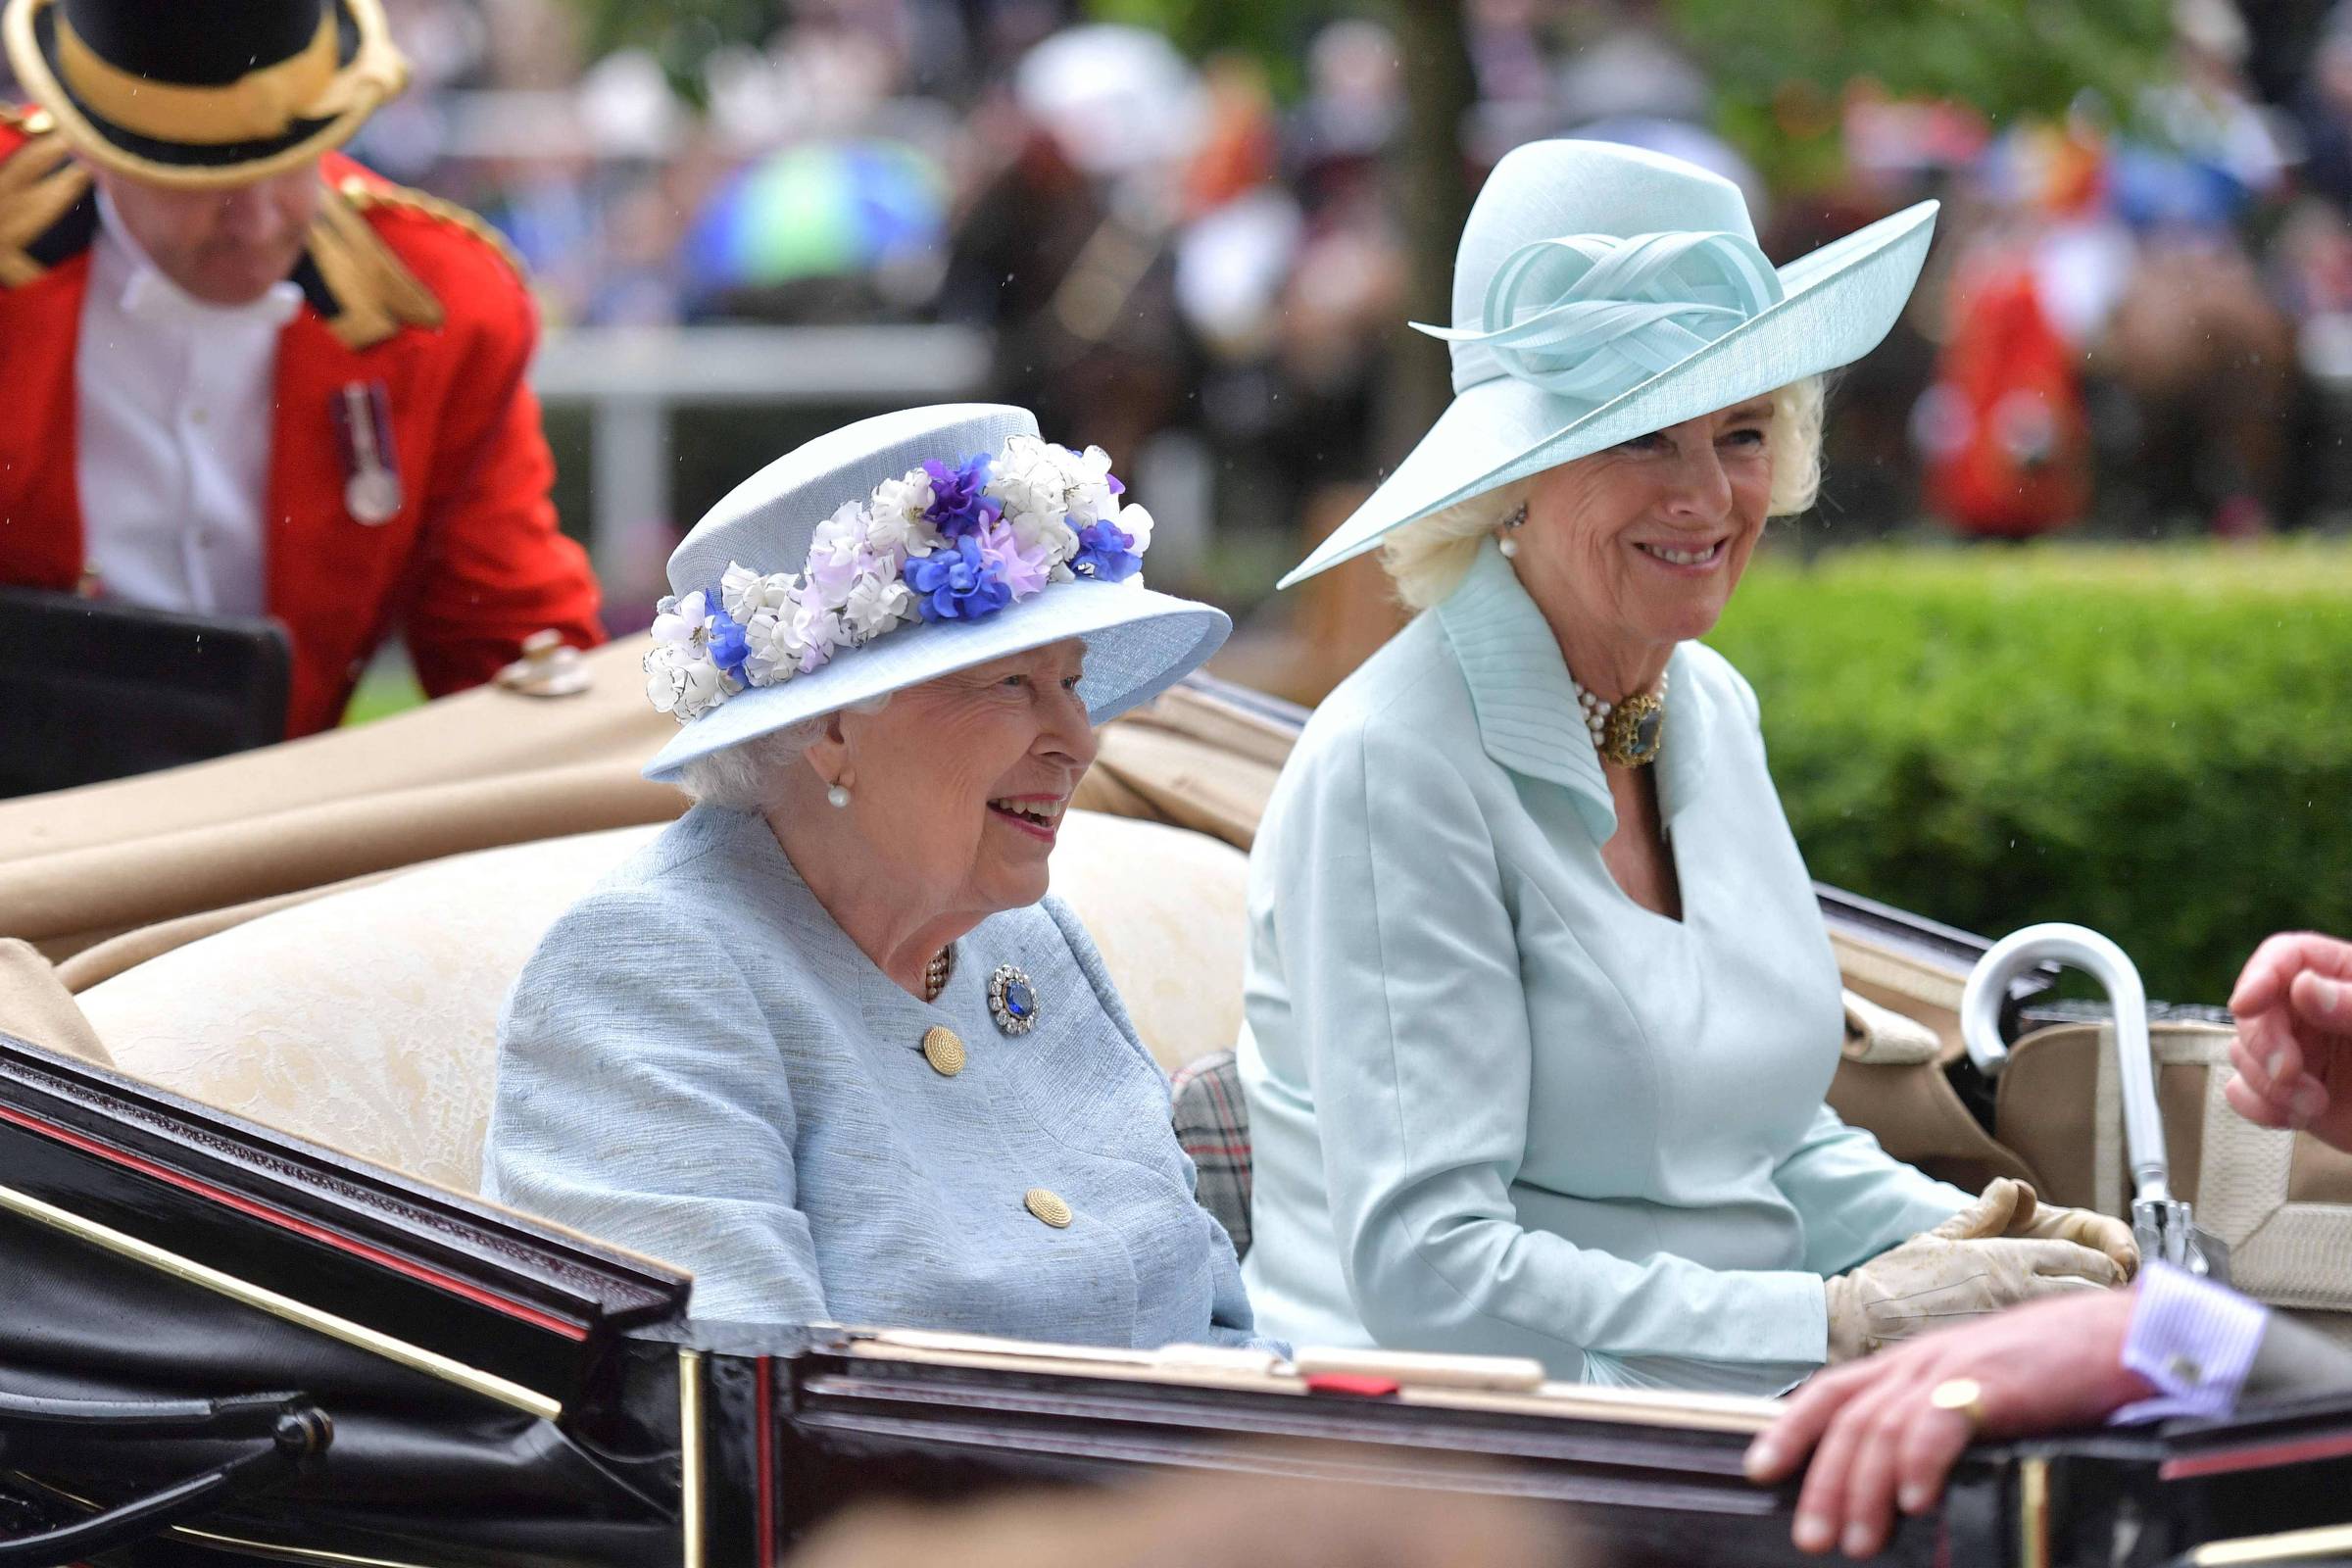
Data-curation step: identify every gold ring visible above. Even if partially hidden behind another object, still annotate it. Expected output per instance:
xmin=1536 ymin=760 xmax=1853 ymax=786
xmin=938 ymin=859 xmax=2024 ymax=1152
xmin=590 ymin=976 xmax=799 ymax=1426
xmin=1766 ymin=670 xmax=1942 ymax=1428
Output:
xmin=1929 ymin=1377 xmax=1987 ymax=1428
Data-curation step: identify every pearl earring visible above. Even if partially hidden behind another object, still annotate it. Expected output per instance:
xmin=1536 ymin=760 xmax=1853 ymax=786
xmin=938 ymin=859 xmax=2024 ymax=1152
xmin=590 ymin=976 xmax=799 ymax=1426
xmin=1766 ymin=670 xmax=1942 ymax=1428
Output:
xmin=826 ymin=783 xmax=851 ymax=808
xmin=1497 ymin=504 xmax=1527 ymax=560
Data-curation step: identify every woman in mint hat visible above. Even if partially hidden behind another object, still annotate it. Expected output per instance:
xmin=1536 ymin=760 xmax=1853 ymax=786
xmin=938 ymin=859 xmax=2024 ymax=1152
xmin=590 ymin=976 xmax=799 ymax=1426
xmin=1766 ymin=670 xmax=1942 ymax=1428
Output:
xmin=483 ymin=404 xmax=1261 ymax=1348
xmin=1237 ymin=140 xmax=2132 ymax=1392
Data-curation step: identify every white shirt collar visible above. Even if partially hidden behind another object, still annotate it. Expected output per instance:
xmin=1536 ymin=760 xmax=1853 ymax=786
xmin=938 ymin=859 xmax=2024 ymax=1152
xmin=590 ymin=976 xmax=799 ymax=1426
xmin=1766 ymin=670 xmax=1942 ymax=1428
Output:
xmin=94 ymin=189 xmax=305 ymax=330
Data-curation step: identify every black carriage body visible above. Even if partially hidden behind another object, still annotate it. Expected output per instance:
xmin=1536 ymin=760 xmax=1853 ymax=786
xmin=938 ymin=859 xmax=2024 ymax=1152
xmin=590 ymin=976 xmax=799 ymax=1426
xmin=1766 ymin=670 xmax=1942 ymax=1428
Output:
xmin=0 ymin=1030 xmax=2339 ymax=1568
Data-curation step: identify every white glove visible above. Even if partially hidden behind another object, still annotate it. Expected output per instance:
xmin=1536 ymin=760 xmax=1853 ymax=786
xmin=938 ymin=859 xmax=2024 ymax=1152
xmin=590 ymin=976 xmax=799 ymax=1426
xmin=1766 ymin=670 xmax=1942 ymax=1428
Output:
xmin=1825 ymin=1182 xmax=2125 ymax=1362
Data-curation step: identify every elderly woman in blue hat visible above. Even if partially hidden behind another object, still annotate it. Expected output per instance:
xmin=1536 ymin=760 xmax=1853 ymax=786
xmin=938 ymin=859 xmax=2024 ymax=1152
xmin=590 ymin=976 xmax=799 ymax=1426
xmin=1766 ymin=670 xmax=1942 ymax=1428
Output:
xmin=483 ymin=404 xmax=1259 ymax=1347
xmin=1239 ymin=141 xmax=2133 ymax=1393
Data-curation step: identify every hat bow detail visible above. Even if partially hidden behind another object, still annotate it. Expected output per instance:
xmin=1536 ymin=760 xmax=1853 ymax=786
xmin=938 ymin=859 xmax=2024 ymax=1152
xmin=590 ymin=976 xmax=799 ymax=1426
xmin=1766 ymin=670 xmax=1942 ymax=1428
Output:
xmin=1416 ymin=229 xmax=1786 ymax=404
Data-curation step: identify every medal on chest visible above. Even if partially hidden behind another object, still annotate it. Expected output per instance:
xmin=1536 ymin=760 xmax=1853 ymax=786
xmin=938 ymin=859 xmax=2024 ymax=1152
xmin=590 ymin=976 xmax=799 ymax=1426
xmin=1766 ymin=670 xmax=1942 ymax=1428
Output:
xmin=331 ymin=380 xmax=404 ymax=526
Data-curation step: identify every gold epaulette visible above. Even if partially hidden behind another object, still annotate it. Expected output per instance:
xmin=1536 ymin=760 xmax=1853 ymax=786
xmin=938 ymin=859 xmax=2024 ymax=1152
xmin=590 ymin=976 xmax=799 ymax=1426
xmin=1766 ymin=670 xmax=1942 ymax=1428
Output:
xmin=0 ymin=113 xmax=85 ymax=289
xmin=305 ymin=178 xmax=444 ymax=350
xmin=335 ymin=174 xmax=526 ymax=283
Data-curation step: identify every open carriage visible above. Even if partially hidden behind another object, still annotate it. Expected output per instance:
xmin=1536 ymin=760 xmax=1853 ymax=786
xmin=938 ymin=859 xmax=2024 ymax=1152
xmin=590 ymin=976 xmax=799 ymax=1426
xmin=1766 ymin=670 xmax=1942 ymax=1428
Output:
xmin=0 ymin=636 xmax=2347 ymax=1567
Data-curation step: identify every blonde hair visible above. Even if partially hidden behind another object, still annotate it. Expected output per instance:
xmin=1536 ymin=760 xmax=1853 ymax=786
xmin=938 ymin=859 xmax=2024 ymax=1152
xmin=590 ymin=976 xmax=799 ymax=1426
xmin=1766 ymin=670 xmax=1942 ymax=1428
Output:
xmin=1379 ymin=376 xmax=1826 ymax=612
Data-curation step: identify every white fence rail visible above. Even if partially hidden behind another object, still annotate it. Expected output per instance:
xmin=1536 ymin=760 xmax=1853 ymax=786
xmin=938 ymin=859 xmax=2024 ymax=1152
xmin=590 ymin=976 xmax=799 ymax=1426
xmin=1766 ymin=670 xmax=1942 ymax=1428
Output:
xmin=531 ymin=324 xmax=994 ymax=599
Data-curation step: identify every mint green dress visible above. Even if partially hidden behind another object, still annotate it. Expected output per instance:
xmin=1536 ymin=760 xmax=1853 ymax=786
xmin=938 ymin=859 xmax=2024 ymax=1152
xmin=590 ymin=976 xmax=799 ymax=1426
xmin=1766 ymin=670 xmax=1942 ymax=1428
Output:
xmin=1238 ymin=542 xmax=1969 ymax=1393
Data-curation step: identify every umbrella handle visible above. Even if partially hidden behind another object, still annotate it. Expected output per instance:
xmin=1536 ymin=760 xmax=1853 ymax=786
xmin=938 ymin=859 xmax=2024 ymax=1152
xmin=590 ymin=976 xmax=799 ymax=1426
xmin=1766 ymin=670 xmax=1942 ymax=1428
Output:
xmin=1962 ymin=922 xmax=2169 ymax=1204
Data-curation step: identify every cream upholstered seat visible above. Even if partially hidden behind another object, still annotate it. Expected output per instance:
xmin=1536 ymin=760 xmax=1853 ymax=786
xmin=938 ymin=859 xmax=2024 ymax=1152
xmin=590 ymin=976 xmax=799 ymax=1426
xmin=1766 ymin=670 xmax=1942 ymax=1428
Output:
xmin=75 ymin=811 xmax=1249 ymax=1195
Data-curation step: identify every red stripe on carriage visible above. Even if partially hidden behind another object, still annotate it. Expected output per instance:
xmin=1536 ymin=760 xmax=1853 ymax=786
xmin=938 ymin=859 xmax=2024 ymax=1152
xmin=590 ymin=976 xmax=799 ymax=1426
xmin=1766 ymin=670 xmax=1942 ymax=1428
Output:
xmin=2160 ymin=1428 xmax=2352 ymax=1480
xmin=757 ymin=1355 xmax=777 ymax=1562
xmin=0 ymin=1102 xmax=591 ymax=1342
xmin=1302 ymin=1372 xmax=1401 ymax=1397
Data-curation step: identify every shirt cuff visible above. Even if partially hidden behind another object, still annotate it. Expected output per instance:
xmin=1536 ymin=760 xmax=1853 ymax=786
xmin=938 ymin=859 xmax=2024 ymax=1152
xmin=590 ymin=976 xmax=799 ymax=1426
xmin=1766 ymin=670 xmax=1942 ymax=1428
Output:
xmin=2111 ymin=1260 xmax=2270 ymax=1424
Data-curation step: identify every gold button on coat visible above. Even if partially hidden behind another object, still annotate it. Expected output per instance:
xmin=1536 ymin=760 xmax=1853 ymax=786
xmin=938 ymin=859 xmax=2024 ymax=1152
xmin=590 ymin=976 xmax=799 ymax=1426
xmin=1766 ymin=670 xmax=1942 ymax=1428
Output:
xmin=921 ymin=1026 xmax=965 ymax=1077
xmin=1024 ymin=1188 xmax=1073 ymax=1228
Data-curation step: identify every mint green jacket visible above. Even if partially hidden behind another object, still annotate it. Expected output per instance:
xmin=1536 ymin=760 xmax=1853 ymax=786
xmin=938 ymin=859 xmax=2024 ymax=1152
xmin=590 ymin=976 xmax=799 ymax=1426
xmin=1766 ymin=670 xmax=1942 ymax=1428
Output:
xmin=1238 ymin=543 xmax=1969 ymax=1393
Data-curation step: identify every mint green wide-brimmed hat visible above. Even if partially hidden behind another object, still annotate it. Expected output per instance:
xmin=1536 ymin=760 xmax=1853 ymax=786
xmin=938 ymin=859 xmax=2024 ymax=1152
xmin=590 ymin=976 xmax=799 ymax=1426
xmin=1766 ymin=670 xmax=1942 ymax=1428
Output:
xmin=1277 ymin=138 xmax=1937 ymax=588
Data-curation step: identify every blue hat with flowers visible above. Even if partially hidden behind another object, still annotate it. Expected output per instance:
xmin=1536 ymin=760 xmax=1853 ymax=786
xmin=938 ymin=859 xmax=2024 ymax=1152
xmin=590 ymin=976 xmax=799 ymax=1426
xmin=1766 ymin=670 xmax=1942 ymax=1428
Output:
xmin=641 ymin=404 xmax=1230 ymax=783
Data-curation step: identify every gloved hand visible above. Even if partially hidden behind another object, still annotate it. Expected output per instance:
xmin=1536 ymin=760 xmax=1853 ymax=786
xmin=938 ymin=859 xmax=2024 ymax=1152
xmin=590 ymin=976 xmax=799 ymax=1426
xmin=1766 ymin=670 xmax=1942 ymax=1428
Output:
xmin=1959 ymin=1178 xmax=2139 ymax=1281
xmin=1824 ymin=1183 xmax=2125 ymax=1362
xmin=2023 ymin=1204 xmax=2139 ymax=1278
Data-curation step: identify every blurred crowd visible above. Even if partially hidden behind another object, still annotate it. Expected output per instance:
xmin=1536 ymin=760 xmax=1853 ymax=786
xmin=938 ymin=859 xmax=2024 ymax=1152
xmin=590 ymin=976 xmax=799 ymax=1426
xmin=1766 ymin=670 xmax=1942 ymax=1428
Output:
xmin=17 ymin=0 xmax=2352 ymax=545
xmin=1849 ymin=0 xmax=2352 ymax=540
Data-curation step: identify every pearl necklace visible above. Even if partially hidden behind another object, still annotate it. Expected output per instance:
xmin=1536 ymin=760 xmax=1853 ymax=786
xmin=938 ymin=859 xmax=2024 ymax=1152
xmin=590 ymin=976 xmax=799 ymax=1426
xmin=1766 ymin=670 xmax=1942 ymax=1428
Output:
xmin=922 ymin=945 xmax=955 ymax=1003
xmin=1573 ymin=668 xmax=1670 ymax=768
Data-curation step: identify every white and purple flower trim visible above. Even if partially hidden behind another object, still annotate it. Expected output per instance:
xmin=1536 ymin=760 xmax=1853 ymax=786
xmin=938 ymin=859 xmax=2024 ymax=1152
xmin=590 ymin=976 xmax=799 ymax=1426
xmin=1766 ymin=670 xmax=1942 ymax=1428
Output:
xmin=645 ymin=435 xmax=1154 ymax=723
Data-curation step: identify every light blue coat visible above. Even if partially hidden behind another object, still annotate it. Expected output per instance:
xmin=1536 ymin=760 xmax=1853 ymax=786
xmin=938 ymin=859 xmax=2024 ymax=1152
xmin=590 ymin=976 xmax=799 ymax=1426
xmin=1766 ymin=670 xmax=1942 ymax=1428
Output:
xmin=483 ymin=805 xmax=1257 ymax=1348
xmin=1238 ymin=542 xmax=1969 ymax=1393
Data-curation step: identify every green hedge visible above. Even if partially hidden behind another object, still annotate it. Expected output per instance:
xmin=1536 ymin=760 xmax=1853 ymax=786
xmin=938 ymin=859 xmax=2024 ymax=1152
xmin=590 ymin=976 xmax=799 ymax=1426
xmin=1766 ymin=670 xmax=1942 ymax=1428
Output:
xmin=1704 ymin=542 xmax=2352 ymax=1006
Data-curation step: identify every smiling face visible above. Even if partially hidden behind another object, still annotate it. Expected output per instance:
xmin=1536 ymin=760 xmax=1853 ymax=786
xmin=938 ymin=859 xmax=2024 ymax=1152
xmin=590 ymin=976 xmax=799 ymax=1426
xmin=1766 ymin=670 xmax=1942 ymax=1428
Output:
xmin=1510 ymin=396 xmax=1777 ymax=677
xmin=93 ymin=161 xmax=323 ymax=306
xmin=827 ymin=640 xmax=1099 ymax=922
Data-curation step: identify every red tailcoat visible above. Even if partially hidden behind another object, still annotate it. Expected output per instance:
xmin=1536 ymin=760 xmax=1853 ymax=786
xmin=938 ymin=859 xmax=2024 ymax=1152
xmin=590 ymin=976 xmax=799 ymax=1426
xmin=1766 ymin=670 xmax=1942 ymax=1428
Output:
xmin=0 ymin=113 xmax=605 ymax=736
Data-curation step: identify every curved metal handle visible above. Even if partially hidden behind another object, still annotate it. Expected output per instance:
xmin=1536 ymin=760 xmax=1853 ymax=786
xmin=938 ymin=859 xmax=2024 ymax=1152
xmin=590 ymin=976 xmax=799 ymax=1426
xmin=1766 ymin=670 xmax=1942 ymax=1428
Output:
xmin=1959 ymin=923 xmax=2225 ymax=1277
xmin=1961 ymin=922 xmax=2166 ymax=1201
xmin=0 ymin=1396 xmax=328 ymax=1566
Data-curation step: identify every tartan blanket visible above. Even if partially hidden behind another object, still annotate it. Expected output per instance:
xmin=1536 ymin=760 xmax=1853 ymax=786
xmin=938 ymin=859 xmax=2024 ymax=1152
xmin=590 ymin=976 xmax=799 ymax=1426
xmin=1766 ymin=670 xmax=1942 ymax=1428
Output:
xmin=1169 ymin=1051 xmax=1252 ymax=1259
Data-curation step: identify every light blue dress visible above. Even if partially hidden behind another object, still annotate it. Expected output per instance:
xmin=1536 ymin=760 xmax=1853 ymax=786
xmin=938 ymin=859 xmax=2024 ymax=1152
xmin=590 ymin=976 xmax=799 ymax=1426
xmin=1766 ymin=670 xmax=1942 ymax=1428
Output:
xmin=1239 ymin=542 xmax=1969 ymax=1393
xmin=483 ymin=805 xmax=1258 ymax=1347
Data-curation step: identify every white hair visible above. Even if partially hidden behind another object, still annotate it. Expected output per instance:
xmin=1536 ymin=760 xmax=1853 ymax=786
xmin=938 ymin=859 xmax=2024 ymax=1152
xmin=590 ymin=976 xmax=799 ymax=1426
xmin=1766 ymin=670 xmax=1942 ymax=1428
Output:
xmin=672 ymin=693 xmax=894 ymax=811
xmin=1378 ymin=376 xmax=1827 ymax=612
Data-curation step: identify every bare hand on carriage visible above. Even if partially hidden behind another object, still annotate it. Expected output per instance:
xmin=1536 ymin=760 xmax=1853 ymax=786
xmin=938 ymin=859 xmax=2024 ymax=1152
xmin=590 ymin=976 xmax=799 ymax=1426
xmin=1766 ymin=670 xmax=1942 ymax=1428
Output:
xmin=2228 ymin=932 xmax=2352 ymax=1152
xmin=1746 ymin=1287 xmax=2151 ymax=1559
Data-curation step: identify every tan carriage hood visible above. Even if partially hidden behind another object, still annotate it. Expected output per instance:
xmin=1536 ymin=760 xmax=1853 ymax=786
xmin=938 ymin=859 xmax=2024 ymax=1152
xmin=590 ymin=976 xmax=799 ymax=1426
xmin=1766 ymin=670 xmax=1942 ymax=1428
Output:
xmin=0 ymin=635 xmax=1291 ymax=965
xmin=0 ymin=637 xmax=681 ymax=962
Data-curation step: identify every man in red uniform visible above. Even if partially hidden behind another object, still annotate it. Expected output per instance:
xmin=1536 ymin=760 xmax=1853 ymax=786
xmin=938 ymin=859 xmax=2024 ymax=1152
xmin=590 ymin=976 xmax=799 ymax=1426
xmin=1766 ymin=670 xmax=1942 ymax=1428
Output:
xmin=0 ymin=0 xmax=603 ymax=737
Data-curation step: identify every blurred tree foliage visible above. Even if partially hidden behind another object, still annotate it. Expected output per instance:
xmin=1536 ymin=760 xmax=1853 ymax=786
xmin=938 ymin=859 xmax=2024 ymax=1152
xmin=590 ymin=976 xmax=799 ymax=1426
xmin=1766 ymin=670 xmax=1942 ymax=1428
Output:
xmin=1674 ymin=0 xmax=2176 ymax=188
xmin=557 ymin=0 xmax=2173 ymax=159
xmin=564 ymin=0 xmax=773 ymax=97
xmin=1078 ymin=0 xmax=2171 ymax=185
xmin=1089 ymin=0 xmax=1337 ymax=95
